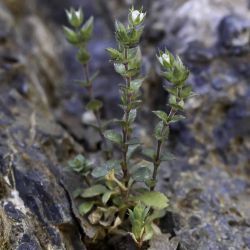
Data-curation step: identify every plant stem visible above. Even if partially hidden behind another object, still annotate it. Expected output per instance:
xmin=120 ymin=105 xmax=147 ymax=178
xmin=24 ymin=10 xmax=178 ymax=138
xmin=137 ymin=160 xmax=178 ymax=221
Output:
xmin=83 ymin=63 xmax=110 ymax=159
xmin=121 ymin=47 xmax=131 ymax=183
xmin=83 ymin=175 xmax=91 ymax=187
xmin=151 ymin=108 xmax=176 ymax=191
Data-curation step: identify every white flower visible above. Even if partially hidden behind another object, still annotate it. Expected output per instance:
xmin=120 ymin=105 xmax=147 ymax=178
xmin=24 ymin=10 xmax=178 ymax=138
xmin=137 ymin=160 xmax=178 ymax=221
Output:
xmin=131 ymin=10 xmax=140 ymax=22
xmin=65 ymin=8 xmax=83 ymax=28
xmin=162 ymin=53 xmax=170 ymax=64
xmin=82 ymin=111 xmax=96 ymax=124
xmin=130 ymin=9 xmax=146 ymax=25
xmin=66 ymin=10 xmax=73 ymax=21
xmin=75 ymin=8 xmax=83 ymax=20
xmin=158 ymin=52 xmax=171 ymax=67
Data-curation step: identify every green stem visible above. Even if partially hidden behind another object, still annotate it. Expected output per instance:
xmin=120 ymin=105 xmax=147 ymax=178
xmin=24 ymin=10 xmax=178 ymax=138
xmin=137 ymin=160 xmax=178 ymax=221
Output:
xmin=121 ymin=47 xmax=131 ymax=183
xmin=151 ymin=108 xmax=176 ymax=191
xmin=83 ymin=175 xmax=91 ymax=187
xmin=83 ymin=63 xmax=111 ymax=160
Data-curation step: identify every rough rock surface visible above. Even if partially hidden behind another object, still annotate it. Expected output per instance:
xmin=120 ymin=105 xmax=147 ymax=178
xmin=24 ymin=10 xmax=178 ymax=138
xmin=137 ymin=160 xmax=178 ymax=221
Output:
xmin=0 ymin=1 xmax=86 ymax=249
xmin=0 ymin=0 xmax=250 ymax=250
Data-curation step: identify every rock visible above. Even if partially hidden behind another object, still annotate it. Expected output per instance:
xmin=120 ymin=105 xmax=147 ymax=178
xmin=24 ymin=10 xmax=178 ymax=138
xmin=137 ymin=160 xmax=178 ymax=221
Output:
xmin=0 ymin=2 xmax=86 ymax=249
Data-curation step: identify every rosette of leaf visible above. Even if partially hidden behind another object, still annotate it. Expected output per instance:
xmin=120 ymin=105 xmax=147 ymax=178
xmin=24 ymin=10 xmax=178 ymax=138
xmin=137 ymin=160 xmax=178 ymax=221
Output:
xmin=68 ymin=154 xmax=92 ymax=174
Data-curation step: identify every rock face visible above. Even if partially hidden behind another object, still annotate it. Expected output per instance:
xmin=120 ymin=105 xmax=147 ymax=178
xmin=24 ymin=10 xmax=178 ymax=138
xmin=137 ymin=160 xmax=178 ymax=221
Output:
xmin=0 ymin=1 xmax=86 ymax=249
xmin=150 ymin=1 xmax=250 ymax=250
xmin=0 ymin=0 xmax=250 ymax=250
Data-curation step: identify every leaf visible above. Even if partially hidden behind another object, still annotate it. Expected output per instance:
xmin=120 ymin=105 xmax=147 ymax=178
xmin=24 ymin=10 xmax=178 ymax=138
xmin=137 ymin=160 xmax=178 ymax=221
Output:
xmin=129 ymin=100 xmax=142 ymax=109
xmin=73 ymin=188 xmax=84 ymax=198
xmin=142 ymin=148 xmax=155 ymax=161
xmin=114 ymin=63 xmax=126 ymax=76
xmin=154 ymin=121 xmax=169 ymax=141
xmin=81 ymin=184 xmax=108 ymax=198
xmin=126 ymin=138 xmax=141 ymax=145
xmin=163 ymin=86 xmax=178 ymax=96
xmin=131 ymin=167 xmax=151 ymax=182
xmin=78 ymin=201 xmax=95 ymax=215
xmin=104 ymin=130 xmax=122 ymax=144
xmin=169 ymin=115 xmax=185 ymax=124
xmin=77 ymin=47 xmax=90 ymax=64
xmin=79 ymin=16 xmax=94 ymax=42
xmin=91 ymin=160 xmax=121 ymax=178
xmin=142 ymin=223 xmax=154 ymax=242
xmin=152 ymin=111 xmax=169 ymax=123
xmin=180 ymin=85 xmax=192 ymax=99
xmin=88 ymin=208 xmax=103 ymax=224
xmin=86 ymin=99 xmax=103 ymax=111
xmin=134 ymin=192 xmax=169 ymax=209
xmin=63 ymin=26 xmax=79 ymax=44
xmin=147 ymin=209 xmax=166 ymax=222
xmin=127 ymin=144 xmax=140 ymax=159
xmin=102 ymin=191 xmax=113 ymax=204
xmin=160 ymin=152 xmax=175 ymax=161
xmin=68 ymin=154 xmax=91 ymax=173
xmin=130 ymin=78 xmax=144 ymax=92
xmin=128 ymin=109 xmax=137 ymax=123
xmin=90 ymin=71 xmax=100 ymax=82
xmin=106 ymin=48 xmax=123 ymax=61
xmin=169 ymin=95 xmax=177 ymax=105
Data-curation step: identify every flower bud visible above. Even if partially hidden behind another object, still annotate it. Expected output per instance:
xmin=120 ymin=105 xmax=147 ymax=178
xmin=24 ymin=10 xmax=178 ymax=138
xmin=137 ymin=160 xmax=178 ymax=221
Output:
xmin=157 ymin=51 xmax=172 ymax=68
xmin=66 ymin=8 xmax=83 ymax=28
xmin=129 ymin=8 xmax=146 ymax=26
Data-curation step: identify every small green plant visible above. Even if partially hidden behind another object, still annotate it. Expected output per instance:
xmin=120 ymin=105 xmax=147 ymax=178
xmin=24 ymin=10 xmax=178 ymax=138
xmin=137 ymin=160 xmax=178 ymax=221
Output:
xmin=64 ymin=6 xmax=193 ymax=249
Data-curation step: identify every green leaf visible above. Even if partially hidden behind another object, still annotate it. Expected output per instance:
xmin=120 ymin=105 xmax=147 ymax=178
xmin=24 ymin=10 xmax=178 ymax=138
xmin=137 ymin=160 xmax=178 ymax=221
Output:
xmin=134 ymin=192 xmax=169 ymax=209
xmin=106 ymin=48 xmax=123 ymax=61
xmin=81 ymin=184 xmax=108 ymax=198
xmin=78 ymin=201 xmax=94 ymax=215
xmin=90 ymin=71 xmax=100 ymax=82
xmin=126 ymin=138 xmax=141 ymax=145
xmin=142 ymin=148 xmax=155 ymax=161
xmin=72 ymin=188 xmax=84 ymax=198
xmin=91 ymin=160 xmax=121 ymax=178
xmin=147 ymin=209 xmax=166 ymax=222
xmin=79 ymin=16 xmax=94 ymax=42
xmin=68 ymin=154 xmax=91 ymax=173
xmin=130 ymin=78 xmax=144 ymax=92
xmin=86 ymin=99 xmax=103 ymax=111
xmin=169 ymin=115 xmax=185 ymax=123
xmin=160 ymin=152 xmax=175 ymax=161
xmin=128 ymin=109 xmax=137 ymax=124
xmin=131 ymin=167 xmax=151 ymax=182
xmin=163 ymin=86 xmax=178 ymax=96
xmin=180 ymin=85 xmax=192 ymax=99
xmin=152 ymin=111 xmax=169 ymax=123
xmin=129 ymin=100 xmax=142 ymax=109
xmin=114 ymin=63 xmax=126 ymax=76
xmin=127 ymin=144 xmax=140 ymax=159
xmin=168 ymin=95 xmax=177 ymax=105
xmin=63 ymin=26 xmax=79 ymax=44
xmin=142 ymin=224 xmax=154 ymax=242
xmin=102 ymin=191 xmax=113 ymax=204
xmin=77 ymin=47 xmax=90 ymax=64
xmin=104 ymin=130 xmax=122 ymax=144
xmin=154 ymin=121 xmax=169 ymax=141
